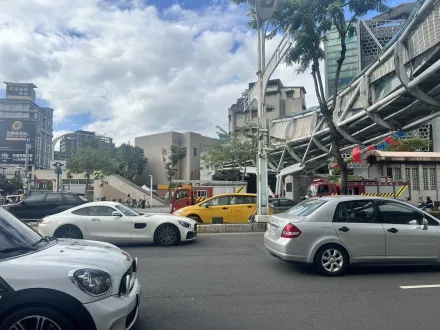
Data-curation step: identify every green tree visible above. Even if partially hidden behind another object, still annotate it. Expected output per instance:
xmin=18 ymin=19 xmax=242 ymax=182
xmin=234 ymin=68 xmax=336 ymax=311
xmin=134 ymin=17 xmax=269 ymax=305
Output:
xmin=202 ymin=126 xmax=257 ymax=181
xmin=67 ymin=148 xmax=118 ymax=195
xmin=115 ymin=143 xmax=148 ymax=181
xmin=161 ymin=145 xmax=186 ymax=192
xmin=386 ymin=139 xmax=431 ymax=152
xmin=9 ymin=177 xmax=23 ymax=191
xmin=233 ymin=0 xmax=387 ymax=194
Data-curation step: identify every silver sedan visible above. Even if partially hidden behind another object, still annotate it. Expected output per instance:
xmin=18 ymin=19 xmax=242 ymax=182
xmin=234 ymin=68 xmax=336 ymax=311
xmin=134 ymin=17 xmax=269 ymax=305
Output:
xmin=264 ymin=196 xmax=440 ymax=276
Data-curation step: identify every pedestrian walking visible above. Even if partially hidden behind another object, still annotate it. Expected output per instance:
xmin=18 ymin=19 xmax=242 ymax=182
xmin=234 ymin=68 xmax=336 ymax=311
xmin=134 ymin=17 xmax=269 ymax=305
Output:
xmin=417 ymin=196 xmax=425 ymax=209
xmin=141 ymin=195 xmax=146 ymax=209
xmin=124 ymin=194 xmax=131 ymax=206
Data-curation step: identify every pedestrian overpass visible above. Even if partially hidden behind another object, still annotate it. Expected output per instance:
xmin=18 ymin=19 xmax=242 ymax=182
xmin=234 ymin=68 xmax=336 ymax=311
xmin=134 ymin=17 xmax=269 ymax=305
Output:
xmin=263 ymin=0 xmax=440 ymax=195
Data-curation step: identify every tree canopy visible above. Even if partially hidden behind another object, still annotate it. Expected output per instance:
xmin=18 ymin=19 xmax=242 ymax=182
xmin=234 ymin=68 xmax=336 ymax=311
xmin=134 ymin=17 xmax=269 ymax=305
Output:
xmin=202 ymin=127 xmax=257 ymax=181
xmin=114 ymin=143 xmax=148 ymax=181
xmin=67 ymin=147 xmax=118 ymax=194
xmin=161 ymin=145 xmax=186 ymax=190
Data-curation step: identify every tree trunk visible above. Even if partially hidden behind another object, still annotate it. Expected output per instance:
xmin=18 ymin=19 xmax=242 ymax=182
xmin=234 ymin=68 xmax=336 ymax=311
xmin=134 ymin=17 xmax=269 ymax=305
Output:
xmin=84 ymin=174 xmax=90 ymax=197
xmin=322 ymin=111 xmax=348 ymax=195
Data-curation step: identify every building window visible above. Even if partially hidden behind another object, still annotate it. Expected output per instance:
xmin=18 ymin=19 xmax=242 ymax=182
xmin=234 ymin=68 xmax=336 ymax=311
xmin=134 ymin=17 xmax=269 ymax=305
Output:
xmin=405 ymin=168 xmax=411 ymax=182
xmin=193 ymin=148 xmax=197 ymax=157
xmin=423 ymin=168 xmax=429 ymax=190
xmin=429 ymin=168 xmax=437 ymax=190
xmin=393 ymin=168 xmax=402 ymax=181
xmin=411 ymin=168 xmax=420 ymax=190
xmin=286 ymin=90 xmax=294 ymax=98
xmin=197 ymin=190 xmax=207 ymax=197
xmin=251 ymin=110 xmax=257 ymax=118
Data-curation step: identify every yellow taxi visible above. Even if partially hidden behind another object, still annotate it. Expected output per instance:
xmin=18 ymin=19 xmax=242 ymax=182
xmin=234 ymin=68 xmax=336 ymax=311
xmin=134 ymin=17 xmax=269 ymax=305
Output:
xmin=173 ymin=193 xmax=273 ymax=224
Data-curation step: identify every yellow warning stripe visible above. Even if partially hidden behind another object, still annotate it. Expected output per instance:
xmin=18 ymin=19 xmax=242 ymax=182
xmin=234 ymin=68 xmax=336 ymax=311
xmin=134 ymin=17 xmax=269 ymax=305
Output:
xmin=196 ymin=197 xmax=207 ymax=203
xmin=396 ymin=185 xmax=408 ymax=197
xmin=236 ymin=187 xmax=244 ymax=193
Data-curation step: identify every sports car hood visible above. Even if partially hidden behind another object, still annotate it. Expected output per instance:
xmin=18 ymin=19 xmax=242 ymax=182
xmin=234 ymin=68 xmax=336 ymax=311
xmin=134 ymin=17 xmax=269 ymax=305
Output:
xmin=7 ymin=239 xmax=133 ymax=277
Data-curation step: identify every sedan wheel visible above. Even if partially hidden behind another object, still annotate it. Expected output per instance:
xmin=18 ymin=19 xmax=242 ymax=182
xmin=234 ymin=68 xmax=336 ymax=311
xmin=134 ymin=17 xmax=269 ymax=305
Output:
xmin=315 ymin=245 xmax=348 ymax=276
xmin=54 ymin=225 xmax=83 ymax=239
xmin=1 ymin=307 xmax=73 ymax=330
xmin=156 ymin=224 xmax=179 ymax=246
xmin=8 ymin=315 xmax=62 ymax=330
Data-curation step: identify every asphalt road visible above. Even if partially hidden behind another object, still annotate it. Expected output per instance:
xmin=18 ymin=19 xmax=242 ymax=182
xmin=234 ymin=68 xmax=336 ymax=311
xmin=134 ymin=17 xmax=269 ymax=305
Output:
xmin=124 ymin=233 xmax=440 ymax=330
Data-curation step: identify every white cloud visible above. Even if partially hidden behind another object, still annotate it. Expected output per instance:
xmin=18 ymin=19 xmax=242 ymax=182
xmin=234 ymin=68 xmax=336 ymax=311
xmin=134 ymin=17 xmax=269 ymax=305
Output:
xmin=0 ymin=0 xmax=318 ymax=144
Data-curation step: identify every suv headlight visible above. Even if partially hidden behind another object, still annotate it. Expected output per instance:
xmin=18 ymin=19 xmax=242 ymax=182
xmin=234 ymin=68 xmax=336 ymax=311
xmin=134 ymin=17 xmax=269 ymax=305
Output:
xmin=68 ymin=269 xmax=112 ymax=297
xmin=178 ymin=220 xmax=190 ymax=228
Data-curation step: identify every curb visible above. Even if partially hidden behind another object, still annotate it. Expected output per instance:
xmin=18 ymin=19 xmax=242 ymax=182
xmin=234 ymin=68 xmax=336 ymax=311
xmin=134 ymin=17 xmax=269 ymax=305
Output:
xmin=197 ymin=223 xmax=267 ymax=233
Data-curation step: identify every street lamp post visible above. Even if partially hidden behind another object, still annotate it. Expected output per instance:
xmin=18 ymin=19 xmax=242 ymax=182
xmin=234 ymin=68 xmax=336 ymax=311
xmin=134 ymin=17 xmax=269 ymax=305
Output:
xmin=254 ymin=0 xmax=278 ymax=218
xmin=149 ymin=175 xmax=153 ymax=208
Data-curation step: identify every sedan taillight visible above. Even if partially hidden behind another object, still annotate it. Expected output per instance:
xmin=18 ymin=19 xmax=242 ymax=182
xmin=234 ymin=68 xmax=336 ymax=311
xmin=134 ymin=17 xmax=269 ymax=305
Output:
xmin=281 ymin=223 xmax=301 ymax=238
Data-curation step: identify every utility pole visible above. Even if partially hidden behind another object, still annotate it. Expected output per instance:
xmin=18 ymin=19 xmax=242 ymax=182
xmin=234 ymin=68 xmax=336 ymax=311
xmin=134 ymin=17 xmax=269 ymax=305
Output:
xmin=24 ymin=137 xmax=31 ymax=193
xmin=254 ymin=0 xmax=278 ymax=218
xmin=53 ymin=162 xmax=63 ymax=192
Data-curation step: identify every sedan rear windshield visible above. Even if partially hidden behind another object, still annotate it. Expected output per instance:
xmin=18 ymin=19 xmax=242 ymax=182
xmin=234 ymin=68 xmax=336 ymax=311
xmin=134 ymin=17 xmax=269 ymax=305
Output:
xmin=285 ymin=199 xmax=326 ymax=216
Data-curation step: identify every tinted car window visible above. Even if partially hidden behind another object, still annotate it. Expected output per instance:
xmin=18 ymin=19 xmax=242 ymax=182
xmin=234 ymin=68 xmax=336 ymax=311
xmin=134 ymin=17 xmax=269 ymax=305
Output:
xmin=318 ymin=185 xmax=329 ymax=194
xmin=285 ymin=199 xmax=326 ymax=216
xmin=45 ymin=194 xmax=60 ymax=203
xmin=279 ymin=199 xmax=296 ymax=207
xmin=63 ymin=194 xmax=78 ymax=204
xmin=208 ymin=196 xmax=229 ymax=206
xmin=24 ymin=194 xmax=45 ymax=204
xmin=116 ymin=205 xmax=140 ymax=216
xmin=72 ymin=207 xmax=90 ymax=216
xmin=230 ymin=196 xmax=252 ymax=205
xmin=333 ymin=200 xmax=377 ymax=223
xmin=89 ymin=206 xmax=116 ymax=216
xmin=377 ymin=201 xmax=439 ymax=226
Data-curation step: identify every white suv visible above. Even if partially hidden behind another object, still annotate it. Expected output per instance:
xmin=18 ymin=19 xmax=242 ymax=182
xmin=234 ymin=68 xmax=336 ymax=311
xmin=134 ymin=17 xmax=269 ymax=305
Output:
xmin=0 ymin=207 xmax=141 ymax=330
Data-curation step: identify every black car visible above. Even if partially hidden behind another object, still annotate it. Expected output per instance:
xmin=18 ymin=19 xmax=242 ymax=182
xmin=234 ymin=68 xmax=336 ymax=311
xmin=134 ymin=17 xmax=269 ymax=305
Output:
xmin=269 ymin=198 xmax=297 ymax=213
xmin=3 ymin=192 xmax=88 ymax=221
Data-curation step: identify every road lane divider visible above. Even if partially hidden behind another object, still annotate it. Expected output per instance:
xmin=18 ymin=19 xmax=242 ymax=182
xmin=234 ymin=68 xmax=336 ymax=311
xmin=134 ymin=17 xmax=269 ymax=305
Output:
xmin=400 ymin=284 xmax=440 ymax=289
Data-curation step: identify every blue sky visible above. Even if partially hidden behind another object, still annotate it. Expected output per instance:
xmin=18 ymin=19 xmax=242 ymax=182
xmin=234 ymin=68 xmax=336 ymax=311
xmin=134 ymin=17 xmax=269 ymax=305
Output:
xmin=1 ymin=0 xmax=411 ymax=144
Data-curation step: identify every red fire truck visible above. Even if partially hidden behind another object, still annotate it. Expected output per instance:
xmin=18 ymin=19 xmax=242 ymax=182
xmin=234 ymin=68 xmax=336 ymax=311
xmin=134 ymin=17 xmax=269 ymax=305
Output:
xmin=170 ymin=181 xmax=247 ymax=213
xmin=306 ymin=178 xmax=411 ymax=199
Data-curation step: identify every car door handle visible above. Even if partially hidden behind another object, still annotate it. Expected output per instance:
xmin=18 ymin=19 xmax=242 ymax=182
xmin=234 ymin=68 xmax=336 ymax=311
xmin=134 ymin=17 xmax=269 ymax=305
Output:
xmin=338 ymin=227 xmax=349 ymax=232
xmin=92 ymin=218 xmax=100 ymax=222
xmin=387 ymin=228 xmax=398 ymax=233
xmin=222 ymin=207 xmax=228 ymax=210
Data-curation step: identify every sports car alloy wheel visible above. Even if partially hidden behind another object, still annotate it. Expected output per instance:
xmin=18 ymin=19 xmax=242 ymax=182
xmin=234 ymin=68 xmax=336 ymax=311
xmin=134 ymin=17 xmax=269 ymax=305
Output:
xmin=9 ymin=316 xmax=61 ymax=330
xmin=157 ymin=225 xmax=178 ymax=246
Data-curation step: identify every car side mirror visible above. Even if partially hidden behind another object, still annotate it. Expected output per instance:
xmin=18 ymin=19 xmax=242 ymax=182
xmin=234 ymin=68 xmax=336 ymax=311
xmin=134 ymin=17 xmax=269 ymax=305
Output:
xmin=422 ymin=218 xmax=428 ymax=230
xmin=409 ymin=220 xmax=418 ymax=225
xmin=112 ymin=211 xmax=122 ymax=217
xmin=205 ymin=204 xmax=209 ymax=208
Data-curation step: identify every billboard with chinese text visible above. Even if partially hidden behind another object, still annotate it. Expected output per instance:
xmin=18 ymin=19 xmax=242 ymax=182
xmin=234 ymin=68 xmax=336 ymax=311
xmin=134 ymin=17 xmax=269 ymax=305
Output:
xmin=0 ymin=119 xmax=36 ymax=165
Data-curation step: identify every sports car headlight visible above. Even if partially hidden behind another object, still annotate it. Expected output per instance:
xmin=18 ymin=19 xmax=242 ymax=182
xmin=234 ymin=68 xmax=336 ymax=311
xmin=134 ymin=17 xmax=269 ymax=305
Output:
xmin=68 ymin=269 xmax=112 ymax=297
xmin=178 ymin=220 xmax=191 ymax=228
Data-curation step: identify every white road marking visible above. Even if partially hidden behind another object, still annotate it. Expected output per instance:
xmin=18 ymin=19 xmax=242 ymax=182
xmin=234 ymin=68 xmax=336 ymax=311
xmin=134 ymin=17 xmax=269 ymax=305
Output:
xmin=400 ymin=284 xmax=440 ymax=289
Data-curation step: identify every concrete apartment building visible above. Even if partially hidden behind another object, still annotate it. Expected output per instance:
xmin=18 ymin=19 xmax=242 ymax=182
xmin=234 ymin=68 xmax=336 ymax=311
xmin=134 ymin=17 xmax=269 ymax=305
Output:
xmin=0 ymin=82 xmax=53 ymax=177
xmin=53 ymin=130 xmax=115 ymax=161
xmin=229 ymin=79 xmax=307 ymax=135
xmin=135 ymin=132 xmax=217 ymax=185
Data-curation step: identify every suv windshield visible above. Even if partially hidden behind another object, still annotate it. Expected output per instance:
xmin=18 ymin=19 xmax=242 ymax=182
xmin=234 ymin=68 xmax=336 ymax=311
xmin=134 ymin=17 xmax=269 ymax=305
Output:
xmin=0 ymin=208 xmax=51 ymax=258
xmin=116 ymin=204 xmax=140 ymax=216
xmin=285 ymin=199 xmax=326 ymax=216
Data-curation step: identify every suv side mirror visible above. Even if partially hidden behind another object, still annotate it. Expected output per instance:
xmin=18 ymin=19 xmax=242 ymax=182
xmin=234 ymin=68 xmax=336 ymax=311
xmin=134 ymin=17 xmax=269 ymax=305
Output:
xmin=112 ymin=211 xmax=122 ymax=217
xmin=422 ymin=218 xmax=428 ymax=230
xmin=205 ymin=204 xmax=210 ymax=208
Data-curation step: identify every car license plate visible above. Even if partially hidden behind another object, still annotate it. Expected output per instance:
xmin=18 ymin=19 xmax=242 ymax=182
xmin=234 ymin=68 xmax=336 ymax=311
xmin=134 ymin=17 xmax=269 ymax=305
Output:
xmin=269 ymin=226 xmax=276 ymax=236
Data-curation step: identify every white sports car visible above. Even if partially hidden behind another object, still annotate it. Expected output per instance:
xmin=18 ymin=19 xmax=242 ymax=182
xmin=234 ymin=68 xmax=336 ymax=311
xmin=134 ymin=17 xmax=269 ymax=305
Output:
xmin=38 ymin=201 xmax=197 ymax=246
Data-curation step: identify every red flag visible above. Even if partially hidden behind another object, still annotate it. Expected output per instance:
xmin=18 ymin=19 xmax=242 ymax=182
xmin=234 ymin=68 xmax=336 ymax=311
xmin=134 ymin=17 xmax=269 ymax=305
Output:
xmin=368 ymin=145 xmax=374 ymax=151
xmin=352 ymin=147 xmax=361 ymax=163
xmin=385 ymin=136 xmax=394 ymax=144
